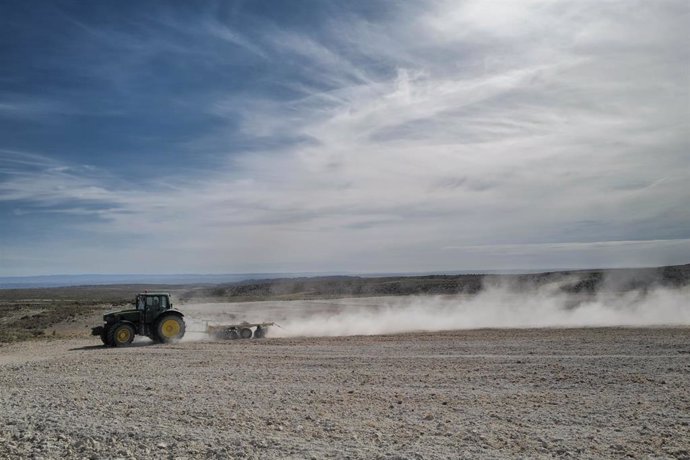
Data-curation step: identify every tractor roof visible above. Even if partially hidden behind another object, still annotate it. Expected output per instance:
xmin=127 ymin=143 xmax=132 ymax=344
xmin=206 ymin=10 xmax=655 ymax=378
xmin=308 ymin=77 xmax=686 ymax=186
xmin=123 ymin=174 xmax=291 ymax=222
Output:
xmin=138 ymin=292 xmax=171 ymax=296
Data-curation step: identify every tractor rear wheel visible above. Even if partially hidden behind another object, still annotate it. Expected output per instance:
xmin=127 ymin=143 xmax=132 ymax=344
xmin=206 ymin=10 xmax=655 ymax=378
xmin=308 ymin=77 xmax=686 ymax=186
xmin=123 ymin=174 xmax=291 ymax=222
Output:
xmin=156 ymin=315 xmax=185 ymax=343
xmin=108 ymin=323 xmax=135 ymax=347
xmin=147 ymin=333 xmax=160 ymax=343
xmin=239 ymin=327 xmax=252 ymax=339
xmin=254 ymin=326 xmax=266 ymax=339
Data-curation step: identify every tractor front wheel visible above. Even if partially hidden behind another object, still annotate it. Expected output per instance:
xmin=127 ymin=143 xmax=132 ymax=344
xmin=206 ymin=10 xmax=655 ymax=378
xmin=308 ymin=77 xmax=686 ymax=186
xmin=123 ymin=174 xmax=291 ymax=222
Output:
xmin=100 ymin=328 xmax=111 ymax=346
xmin=108 ymin=323 xmax=135 ymax=347
xmin=156 ymin=315 xmax=186 ymax=343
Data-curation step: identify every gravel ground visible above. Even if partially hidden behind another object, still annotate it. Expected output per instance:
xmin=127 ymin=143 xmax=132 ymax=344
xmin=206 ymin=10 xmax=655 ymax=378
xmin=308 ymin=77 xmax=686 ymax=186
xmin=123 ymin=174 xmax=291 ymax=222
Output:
xmin=1 ymin=327 xmax=689 ymax=459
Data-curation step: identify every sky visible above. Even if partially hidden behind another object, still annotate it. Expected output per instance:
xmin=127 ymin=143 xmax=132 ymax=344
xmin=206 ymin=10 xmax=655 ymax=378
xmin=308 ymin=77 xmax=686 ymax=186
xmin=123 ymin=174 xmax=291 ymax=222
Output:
xmin=0 ymin=0 xmax=688 ymax=276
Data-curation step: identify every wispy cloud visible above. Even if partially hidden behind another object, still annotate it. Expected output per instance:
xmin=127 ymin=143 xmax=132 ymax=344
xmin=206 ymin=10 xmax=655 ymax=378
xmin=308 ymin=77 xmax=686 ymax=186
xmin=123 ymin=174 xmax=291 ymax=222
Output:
xmin=0 ymin=97 xmax=80 ymax=120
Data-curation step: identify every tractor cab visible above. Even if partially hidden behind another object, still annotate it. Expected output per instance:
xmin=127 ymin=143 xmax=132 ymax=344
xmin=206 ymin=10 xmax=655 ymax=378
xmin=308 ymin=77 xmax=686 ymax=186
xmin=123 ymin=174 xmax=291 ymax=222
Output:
xmin=136 ymin=292 xmax=172 ymax=323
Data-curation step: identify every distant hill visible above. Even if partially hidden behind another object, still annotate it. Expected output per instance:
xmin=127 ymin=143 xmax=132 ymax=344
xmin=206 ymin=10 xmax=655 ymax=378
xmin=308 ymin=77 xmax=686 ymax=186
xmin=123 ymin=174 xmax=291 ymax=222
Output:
xmin=0 ymin=269 xmax=547 ymax=289
xmin=0 ymin=273 xmax=332 ymax=289
xmin=178 ymin=264 xmax=690 ymax=302
xmin=1 ymin=264 xmax=687 ymax=303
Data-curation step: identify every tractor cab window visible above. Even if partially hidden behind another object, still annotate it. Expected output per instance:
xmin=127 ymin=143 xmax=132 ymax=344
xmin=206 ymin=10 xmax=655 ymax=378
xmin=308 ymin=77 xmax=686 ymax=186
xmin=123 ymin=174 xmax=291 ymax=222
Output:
xmin=139 ymin=295 xmax=168 ymax=311
xmin=141 ymin=295 xmax=168 ymax=310
xmin=145 ymin=296 xmax=159 ymax=309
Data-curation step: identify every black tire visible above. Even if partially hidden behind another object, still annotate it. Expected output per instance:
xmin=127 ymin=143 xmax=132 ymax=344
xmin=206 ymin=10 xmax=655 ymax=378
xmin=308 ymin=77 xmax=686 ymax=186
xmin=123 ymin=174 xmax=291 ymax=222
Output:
xmin=239 ymin=328 xmax=252 ymax=339
xmin=155 ymin=315 xmax=185 ymax=343
xmin=254 ymin=327 xmax=266 ymax=339
xmin=108 ymin=323 xmax=135 ymax=347
xmin=100 ymin=329 xmax=110 ymax=346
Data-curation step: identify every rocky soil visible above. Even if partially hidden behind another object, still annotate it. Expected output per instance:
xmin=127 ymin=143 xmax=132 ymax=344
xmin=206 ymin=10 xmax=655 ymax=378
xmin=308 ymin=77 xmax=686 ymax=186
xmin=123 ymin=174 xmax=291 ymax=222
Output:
xmin=1 ymin=326 xmax=689 ymax=459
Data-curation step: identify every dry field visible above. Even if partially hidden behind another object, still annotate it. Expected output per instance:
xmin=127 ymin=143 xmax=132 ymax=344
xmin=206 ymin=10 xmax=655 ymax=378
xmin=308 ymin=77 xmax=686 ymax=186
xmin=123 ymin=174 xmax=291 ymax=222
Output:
xmin=1 ymin=316 xmax=688 ymax=459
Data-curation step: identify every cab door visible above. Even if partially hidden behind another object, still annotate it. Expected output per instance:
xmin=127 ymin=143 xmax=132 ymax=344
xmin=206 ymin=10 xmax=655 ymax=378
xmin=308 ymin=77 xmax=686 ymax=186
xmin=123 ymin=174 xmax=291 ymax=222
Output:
xmin=143 ymin=295 xmax=163 ymax=324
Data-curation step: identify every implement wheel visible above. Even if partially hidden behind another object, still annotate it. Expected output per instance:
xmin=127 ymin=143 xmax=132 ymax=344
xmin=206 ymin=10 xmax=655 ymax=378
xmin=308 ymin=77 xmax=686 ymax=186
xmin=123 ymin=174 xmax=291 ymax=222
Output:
xmin=239 ymin=328 xmax=252 ymax=339
xmin=108 ymin=323 xmax=135 ymax=347
xmin=223 ymin=329 xmax=239 ymax=340
xmin=156 ymin=315 xmax=185 ymax=343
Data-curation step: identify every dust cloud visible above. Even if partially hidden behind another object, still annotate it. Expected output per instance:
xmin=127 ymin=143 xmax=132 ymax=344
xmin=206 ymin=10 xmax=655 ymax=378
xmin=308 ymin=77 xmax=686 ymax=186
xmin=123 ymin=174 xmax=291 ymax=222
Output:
xmin=271 ymin=280 xmax=690 ymax=338
xmin=180 ymin=317 xmax=212 ymax=342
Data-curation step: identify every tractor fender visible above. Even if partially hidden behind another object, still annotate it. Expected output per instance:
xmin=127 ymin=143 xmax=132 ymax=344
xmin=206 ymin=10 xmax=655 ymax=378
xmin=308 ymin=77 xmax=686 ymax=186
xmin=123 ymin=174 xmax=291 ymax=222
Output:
xmin=112 ymin=320 xmax=138 ymax=330
xmin=156 ymin=310 xmax=184 ymax=321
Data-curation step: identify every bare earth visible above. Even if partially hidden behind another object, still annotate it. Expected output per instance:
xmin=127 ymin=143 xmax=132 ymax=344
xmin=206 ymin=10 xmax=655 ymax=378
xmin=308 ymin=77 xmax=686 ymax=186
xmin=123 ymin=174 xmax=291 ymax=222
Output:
xmin=1 ymin=324 xmax=689 ymax=459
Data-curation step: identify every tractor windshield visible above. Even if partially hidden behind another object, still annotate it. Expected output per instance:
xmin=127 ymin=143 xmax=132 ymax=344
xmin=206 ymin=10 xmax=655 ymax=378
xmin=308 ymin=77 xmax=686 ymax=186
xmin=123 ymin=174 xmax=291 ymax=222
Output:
xmin=135 ymin=294 xmax=170 ymax=311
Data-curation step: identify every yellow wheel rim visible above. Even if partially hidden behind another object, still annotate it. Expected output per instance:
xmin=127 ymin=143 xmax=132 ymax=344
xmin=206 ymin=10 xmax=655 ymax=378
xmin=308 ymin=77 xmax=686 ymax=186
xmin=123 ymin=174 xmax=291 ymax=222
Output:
xmin=116 ymin=328 xmax=131 ymax=343
xmin=161 ymin=318 xmax=181 ymax=338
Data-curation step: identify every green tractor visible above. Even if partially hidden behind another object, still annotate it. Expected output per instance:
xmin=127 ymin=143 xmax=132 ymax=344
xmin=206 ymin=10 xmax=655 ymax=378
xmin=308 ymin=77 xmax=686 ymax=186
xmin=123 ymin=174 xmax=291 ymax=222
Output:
xmin=92 ymin=292 xmax=185 ymax=347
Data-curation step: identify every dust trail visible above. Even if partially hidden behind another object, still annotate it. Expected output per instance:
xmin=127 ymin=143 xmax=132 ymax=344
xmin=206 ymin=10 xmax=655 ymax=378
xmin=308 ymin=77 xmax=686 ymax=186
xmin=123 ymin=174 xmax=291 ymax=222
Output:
xmin=272 ymin=281 xmax=690 ymax=338
xmin=180 ymin=317 xmax=211 ymax=342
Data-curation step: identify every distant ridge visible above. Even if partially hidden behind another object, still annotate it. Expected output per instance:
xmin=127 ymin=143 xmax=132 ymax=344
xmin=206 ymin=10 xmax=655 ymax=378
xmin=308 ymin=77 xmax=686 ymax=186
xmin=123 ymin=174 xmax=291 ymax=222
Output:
xmin=0 ymin=269 xmax=589 ymax=289
xmin=0 ymin=273 xmax=332 ymax=289
xmin=1 ymin=264 xmax=687 ymax=289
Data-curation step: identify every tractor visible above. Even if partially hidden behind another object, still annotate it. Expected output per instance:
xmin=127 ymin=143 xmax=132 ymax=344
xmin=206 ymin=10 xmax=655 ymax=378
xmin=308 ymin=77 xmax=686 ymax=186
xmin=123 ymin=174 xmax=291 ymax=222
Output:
xmin=92 ymin=292 xmax=185 ymax=347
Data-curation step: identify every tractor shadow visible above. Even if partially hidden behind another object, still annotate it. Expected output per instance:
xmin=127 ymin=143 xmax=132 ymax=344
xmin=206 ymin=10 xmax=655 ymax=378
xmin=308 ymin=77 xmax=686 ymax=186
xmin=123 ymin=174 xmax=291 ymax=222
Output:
xmin=69 ymin=340 xmax=157 ymax=351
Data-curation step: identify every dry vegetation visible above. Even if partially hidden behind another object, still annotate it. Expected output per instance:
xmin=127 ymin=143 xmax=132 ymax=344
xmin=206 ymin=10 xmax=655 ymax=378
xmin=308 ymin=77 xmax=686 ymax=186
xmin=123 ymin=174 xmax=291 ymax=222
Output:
xmin=0 ymin=301 xmax=100 ymax=343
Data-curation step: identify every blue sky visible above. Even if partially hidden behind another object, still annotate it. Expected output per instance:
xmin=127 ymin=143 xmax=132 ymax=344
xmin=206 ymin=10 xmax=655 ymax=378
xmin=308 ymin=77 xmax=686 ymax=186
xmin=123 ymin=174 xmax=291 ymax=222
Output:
xmin=1 ymin=0 xmax=688 ymax=276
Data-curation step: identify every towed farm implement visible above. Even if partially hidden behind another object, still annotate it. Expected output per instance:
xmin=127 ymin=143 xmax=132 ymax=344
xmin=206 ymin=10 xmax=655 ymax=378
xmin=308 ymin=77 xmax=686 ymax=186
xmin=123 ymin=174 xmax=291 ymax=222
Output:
xmin=205 ymin=322 xmax=274 ymax=340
